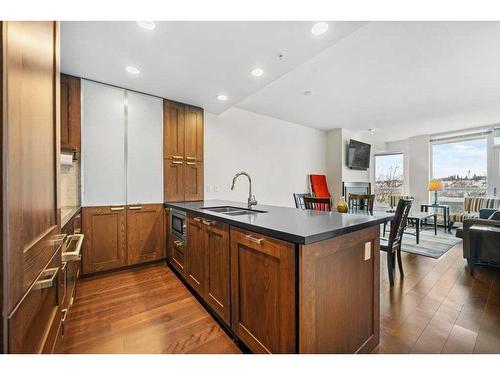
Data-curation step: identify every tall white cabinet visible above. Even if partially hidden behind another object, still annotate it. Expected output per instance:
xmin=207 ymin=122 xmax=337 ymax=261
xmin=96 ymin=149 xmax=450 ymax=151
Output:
xmin=81 ymin=80 xmax=163 ymax=206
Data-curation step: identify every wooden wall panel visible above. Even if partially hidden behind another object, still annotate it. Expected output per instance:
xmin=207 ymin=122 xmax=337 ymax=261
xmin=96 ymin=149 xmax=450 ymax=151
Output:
xmin=299 ymin=225 xmax=380 ymax=354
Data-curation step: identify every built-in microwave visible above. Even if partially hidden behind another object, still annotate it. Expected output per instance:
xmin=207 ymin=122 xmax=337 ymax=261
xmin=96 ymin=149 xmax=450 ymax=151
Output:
xmin=170 ymin=209 xmax=187 ymax=241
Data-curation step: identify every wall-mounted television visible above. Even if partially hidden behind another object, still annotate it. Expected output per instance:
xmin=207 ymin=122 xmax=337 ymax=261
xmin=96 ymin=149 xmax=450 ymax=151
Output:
xmin=347 ymin=139 xmax=371 ymax=170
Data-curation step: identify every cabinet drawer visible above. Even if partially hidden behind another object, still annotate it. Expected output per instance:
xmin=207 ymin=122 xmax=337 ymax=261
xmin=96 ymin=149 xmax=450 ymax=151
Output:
xmin=170 ymin=236 xmax=187 ymax=276
xmin=8 ymin=247 xmax=63 ymax=353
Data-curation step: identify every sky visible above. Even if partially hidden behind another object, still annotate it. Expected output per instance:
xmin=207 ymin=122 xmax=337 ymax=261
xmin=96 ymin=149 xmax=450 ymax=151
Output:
xmin=432 ymin=138 xmax=487 ymax=179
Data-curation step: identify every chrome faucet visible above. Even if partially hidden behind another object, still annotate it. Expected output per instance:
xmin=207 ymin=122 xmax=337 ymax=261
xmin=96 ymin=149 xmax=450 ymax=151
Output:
xmin=231 ymin=171 xmax=258 ymax=208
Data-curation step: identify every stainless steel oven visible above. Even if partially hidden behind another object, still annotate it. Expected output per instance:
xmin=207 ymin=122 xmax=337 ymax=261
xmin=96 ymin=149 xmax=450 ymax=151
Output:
xmin=170 ymin=209 xmax=187 ymax=241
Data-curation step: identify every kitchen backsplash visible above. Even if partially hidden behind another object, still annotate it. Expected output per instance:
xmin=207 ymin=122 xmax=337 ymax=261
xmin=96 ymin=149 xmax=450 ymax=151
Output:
xmin=61 ymin=156 xmax=81 ymax=207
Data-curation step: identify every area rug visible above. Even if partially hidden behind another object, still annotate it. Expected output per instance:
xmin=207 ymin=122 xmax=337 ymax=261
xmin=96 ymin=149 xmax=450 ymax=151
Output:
xmin=399 ymin=228 xmax=462 ymax=259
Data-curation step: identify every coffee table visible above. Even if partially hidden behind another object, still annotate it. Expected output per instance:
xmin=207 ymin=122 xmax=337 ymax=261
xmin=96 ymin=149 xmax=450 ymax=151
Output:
xmin=383 ymin=211 xmax=437 ymax=244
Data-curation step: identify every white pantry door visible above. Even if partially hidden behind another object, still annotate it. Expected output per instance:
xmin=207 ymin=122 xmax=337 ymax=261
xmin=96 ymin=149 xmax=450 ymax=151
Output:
xmin=82 ymin=80 xmax=127 ymax=206
xmin=126 ymin=91 xmax=163 ymax=204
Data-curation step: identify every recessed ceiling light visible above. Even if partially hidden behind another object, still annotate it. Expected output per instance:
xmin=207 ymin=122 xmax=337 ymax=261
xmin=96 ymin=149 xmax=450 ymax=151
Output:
xmin=311 ymin=22 xmax=329 ymax=36
xmin=217 ymin=94 xmax=228 ymax=101
xmin=137 ymin=21 xmax=156 ymax=30
xmin=125 ymin=66 xmax=140 ymax=75
xmin=303 ymin=90 xmax=312 ymax=96
xmin=251 ymin=68 xmax=264 ymax=77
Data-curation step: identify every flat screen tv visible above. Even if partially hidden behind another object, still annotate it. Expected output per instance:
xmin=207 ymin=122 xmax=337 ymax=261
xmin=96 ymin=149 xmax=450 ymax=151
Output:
xmin=347 ymin=139 xmax=371 ymax=170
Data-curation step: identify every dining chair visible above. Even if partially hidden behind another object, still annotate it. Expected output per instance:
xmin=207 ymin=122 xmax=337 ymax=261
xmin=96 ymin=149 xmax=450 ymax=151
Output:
xmin=380 ymin=198 xmax=413 ymax=286
xmin=348 ymin=193 xmax=375 ymax=213
xmin=303 ymin=196 xmax=332 ymax=212
xmin=293 ymin=193 xmax=311 ymax=209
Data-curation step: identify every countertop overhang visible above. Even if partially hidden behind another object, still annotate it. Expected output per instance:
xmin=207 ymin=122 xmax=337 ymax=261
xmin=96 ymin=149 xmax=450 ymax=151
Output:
xmin=164 ymin=200 xmax=392 ymax=245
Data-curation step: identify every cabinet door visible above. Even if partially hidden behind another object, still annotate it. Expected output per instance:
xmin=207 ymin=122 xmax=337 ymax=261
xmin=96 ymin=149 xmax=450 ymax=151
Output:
xmin=205 ymin=220 xmax=230 ymax=325
xmin=184 ymin=105 xmax=203 ymax=162
xmin=163 ymin=100 xmax=185 ymax=160
xmin=81 ymin=80 xmax=126 ymax=206
xmin=60 ymin=74 xmax=81 ymax=152
xmin=184 ymin=161 xmax=204 ymax=201
xmin=126 ymin=204 xmax=165 ymax=265
xmin=164 ymin=159 xmax=185 ymax=202
xmin=127 ymin=92 xmax=163 ymax=204
xmin=82 ymin=206 xmax=127 ymax=274
xmin=186 ymin=215 xmax=206 ymax=295
xmin=230 ymin=227 xmax=296 ymax=353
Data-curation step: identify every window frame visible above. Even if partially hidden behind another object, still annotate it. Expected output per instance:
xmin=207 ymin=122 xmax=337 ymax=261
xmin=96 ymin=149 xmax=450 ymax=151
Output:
xmin=373 ymin=152 xmax=405 ymax=208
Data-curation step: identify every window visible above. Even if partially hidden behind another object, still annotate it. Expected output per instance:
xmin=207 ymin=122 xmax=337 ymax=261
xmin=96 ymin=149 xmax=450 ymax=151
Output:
xmin=431 ymin=137 xmax=488 ymax=202
xmin=374 ymin=153 xmax=404 ymax=206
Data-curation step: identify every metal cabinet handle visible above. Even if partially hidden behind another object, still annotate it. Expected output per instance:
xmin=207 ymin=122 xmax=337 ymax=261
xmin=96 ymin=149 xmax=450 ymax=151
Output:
xmin=202 ymin=219 xmax=214 ymax=226
xmin=172 ymin=155 xmax=184 ymax=160
xmin=33 ymin=267 xmax=59 ymax=290
xmin=110 ymin=206 xmax=124 ymax=211
xmin=129 ymin=205 xmax=142 ymax=210
xmin=193 ymin=217 xmax=201 ymax=222
xmin=62 ymin=234 xmax=84 ymax=262
xmin=186 ymin=157 xmax=197 ymax=161
xmin=186 ymin=162 xmax=196 ymax=166
xmin=171 ymin=161 xmax=183 ymax=165
xmin=173 ymin=240 xmax=183 ymax=247
xmin=245 ymin=235 xmax=264 ymax=245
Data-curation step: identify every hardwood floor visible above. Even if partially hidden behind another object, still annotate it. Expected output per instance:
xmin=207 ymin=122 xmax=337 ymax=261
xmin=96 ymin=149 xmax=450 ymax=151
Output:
xmin=63 ymin=241 xmax=500 ymax=354
xmin=62 ymin=262 xmax=241 ymax=354
xmin=374 ymin=241 xmax=500 ymax=354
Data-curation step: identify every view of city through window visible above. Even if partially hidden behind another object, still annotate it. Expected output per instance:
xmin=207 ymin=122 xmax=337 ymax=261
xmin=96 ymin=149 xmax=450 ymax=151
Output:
xmin=375 ymin=153 xmax=404 ymax=205
xmin=432 ymin=138 xmax=488 ymax=205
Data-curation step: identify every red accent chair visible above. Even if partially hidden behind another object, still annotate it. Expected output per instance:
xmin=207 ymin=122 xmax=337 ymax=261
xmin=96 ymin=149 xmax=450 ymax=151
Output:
xmin=309 ymin=174 xmax=331 ymax=198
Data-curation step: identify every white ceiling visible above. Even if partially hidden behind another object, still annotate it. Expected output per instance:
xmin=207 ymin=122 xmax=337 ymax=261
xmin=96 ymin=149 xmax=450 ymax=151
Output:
xmin=61 ymin=21 xmax=500 ymax=142
xmin=61 ymin=21 xmax=366 ymax=113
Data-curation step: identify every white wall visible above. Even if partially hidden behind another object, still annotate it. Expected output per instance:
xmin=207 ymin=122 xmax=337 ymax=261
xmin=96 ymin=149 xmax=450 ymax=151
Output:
xmin=326 ymin=128 xmax=386 ymax=204
xmin=204 ymin=108 xmax=327 ymax=207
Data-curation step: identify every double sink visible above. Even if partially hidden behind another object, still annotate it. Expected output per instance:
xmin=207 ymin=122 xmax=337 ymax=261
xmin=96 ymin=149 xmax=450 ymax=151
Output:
xmin=201 ymin=206 xmax=267 ymax=216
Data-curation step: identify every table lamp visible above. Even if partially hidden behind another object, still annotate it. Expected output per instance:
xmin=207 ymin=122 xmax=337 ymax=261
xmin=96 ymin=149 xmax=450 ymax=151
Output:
xmin=428 ymin=179 xmax=443 ymax=205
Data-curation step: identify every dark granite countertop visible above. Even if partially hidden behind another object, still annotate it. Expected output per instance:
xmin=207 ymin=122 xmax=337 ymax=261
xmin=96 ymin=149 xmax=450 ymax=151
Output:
xmin=164 ymin=200 xmax=392 ymax=245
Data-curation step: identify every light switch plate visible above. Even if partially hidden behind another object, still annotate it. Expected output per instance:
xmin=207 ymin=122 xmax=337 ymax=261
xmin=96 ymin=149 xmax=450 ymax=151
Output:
xmin=364 ymin=242 xmax=371 ymax=261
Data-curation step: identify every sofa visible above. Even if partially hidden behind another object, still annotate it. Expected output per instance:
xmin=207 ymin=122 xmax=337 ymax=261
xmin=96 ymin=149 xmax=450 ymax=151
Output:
xmin=448 ymin=197 xmax=500 ymax=230
xmin=456 ymin=208 xmax=500 ymax=267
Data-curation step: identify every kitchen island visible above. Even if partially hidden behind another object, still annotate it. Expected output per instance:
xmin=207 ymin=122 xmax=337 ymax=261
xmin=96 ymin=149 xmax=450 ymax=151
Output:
xmin=164 ymin=200 xmax=390 ymax=354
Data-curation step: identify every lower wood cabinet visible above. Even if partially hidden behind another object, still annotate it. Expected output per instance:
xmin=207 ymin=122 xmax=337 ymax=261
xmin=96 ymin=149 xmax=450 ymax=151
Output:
xmin=82 ymin=206 xmax=127 ymax=275
xmin=83 ymin=204 xmax=165 ymax=275
xmin=127 ymin=204 xmax=165 ymax=265
xmin=230 ymin=227 xmax=296 ymax=354
xmin=171 ymin=214 xmax=231 ymax=325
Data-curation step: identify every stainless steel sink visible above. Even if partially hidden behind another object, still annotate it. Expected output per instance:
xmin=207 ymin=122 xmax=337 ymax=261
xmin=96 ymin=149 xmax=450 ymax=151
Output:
xmin=201 ymin=206 xmax=267 ymax=215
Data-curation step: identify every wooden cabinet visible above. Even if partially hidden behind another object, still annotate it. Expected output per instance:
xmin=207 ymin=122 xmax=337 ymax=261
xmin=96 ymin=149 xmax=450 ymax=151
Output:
xmin=170 ymin=235 xmax=187 ymax=275
xmin=127 ymin=204 xmax=165 ymax=265
xmin=163 ymin=100 xmax=204 ymax=202
xmin=1 ymin=21 xmax=61 ymax=353
xmin=164 ymin=159 xmax=185 ymax=202
xmin=230 ymin=227 xmax=296 ymax=354
xmin=60 ymin=74 xmax=81 ymax=152
xmin=186 ymin=216 xmax=206 ymax=295
xmin=184 ymin=161 xmax=204 ymax=201
xmin=164 ymin=100 xmax=185 ymax=160
xmin=82 ymin=206 xmax=127 ymax=275
xmin=204 ymin=219 xmax=230 ymax=325
xmin=184 ymin=105 xmax=204 ymax=162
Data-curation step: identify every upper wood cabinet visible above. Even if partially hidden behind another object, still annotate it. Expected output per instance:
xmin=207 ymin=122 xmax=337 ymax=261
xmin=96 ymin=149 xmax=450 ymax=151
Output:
xmin=60 ymin=74 xmax=81 ymax=152
xmin=163 ymin=100 xmax=204 ymax=202
xmin=230 ymin=227 xmax=296 ymax=354
xmin=126 ymin=204 xmax=165 ymax=265
xmin=82 ymin=206 xmax=127 ymax=275
xmin=184 ymin=105 xmax=204 ymax=162
xmin=164 ymin=100 xmax=185 ymax=160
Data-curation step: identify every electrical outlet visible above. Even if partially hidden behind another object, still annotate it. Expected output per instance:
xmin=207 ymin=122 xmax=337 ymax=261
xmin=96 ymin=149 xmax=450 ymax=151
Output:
xmin=213 ymin=185 xmax=219 ymax=192
xmin=364 ymin=242 xmax=371 ymax=261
